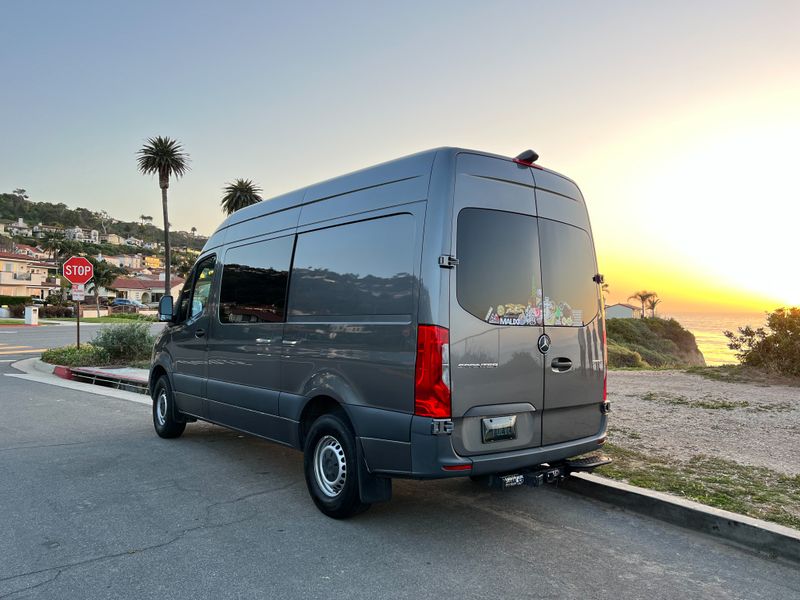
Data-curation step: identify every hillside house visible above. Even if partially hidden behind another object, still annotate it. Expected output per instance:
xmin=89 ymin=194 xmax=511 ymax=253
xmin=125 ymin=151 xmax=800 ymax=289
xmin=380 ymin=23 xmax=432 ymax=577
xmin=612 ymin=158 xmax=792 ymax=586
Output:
xmin=0 ymin=252 xmax=59 ymax=298
xmin=100 ymin=233 xmax=126 ymax=245
xmin=7 ymin=218 xmax=33 ymax=237
xmin=605 ymin=303 xmax=643 ymax=319
xmin=13 ymin=244 xmax=49 ymax=260
xmin=65 ymin=226 xmax=100 ymax=244
xmin=31 ymin=223 xmax=64 ymax=238
xmin=111 ymin=276 xmax=185 ymax=304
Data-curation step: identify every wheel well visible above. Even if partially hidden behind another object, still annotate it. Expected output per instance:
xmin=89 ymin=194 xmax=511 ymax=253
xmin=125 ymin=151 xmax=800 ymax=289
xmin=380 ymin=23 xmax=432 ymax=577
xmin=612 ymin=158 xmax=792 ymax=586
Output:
xmin=299 ymin=396 xmax=351 ymax=447
xmin=149 ymin=365 xmax=168 ymax=397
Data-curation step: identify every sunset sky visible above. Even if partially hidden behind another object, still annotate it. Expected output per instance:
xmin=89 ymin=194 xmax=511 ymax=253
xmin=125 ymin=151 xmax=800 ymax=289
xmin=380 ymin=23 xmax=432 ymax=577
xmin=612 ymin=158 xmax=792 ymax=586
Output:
xmin=1 ymin=1 xmax=798 ymax=312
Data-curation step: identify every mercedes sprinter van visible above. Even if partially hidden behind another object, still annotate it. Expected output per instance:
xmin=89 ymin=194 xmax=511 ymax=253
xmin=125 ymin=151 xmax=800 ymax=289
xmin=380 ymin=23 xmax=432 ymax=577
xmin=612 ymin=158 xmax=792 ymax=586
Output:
xmin=150 ymin=147 xmax=610 ymax=518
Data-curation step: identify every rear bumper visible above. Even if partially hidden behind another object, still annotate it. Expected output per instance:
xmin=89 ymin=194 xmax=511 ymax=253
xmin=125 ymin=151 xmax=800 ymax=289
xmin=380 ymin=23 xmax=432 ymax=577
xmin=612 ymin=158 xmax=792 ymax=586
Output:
xmin=406 ymin=414 xmax=609 ymax=478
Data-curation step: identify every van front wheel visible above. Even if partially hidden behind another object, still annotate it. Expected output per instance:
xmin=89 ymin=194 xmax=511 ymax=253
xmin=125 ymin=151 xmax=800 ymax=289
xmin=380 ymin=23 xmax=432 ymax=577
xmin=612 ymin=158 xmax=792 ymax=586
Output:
xmin=303 ymin=413 xmax=369 ymax=519
xmin=152 ymin=376 xmax=186 ymax=439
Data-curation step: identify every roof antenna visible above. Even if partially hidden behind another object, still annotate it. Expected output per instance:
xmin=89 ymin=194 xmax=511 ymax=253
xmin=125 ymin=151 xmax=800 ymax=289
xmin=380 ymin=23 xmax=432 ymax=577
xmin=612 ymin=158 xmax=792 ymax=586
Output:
xmin=513 ymin=149 xmax=539 ymax=165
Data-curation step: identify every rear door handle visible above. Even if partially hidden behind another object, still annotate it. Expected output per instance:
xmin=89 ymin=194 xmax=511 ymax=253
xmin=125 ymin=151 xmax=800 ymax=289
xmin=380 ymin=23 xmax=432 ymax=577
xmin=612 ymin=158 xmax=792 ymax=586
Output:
xmin=551 ymin=357 xmax=572 ymax=372
xmin=195 ymin=329 xmax=205 ymax=338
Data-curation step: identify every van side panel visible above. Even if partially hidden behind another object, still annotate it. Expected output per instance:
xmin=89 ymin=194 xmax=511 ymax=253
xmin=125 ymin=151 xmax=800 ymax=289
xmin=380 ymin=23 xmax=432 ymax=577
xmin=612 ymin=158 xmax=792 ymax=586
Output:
xmin=298 ymin=175 xmax=428 ymax=227
xmin=302 ymin=151 xmax=435 ymax=209
xmin=417 ymin=149 xmax=457 ymax=326
xmin=280 ymin=199 xmax=426 ymax=457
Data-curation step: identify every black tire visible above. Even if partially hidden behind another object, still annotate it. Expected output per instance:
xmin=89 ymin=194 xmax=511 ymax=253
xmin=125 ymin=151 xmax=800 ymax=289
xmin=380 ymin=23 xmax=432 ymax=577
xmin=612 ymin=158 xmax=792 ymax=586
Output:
xmin=152 ymin=376 xmax=186 ymax=439
xmin=303 ymin=413 xmax=369 ymax=519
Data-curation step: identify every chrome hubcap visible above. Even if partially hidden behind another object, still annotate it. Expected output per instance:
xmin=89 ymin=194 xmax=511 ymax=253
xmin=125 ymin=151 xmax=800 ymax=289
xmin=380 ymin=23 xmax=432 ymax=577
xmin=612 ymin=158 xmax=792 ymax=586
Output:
xmin=156 ymin=391 xmax=167 ymax=426
xmin=313 ymin=435 xmax=347 ymax=498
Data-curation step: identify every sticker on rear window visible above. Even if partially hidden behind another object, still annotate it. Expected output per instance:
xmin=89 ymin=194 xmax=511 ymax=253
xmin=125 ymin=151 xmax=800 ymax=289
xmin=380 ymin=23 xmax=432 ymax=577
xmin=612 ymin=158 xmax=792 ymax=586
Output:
xmin=484 ymin=289 xmax=584 ymax=327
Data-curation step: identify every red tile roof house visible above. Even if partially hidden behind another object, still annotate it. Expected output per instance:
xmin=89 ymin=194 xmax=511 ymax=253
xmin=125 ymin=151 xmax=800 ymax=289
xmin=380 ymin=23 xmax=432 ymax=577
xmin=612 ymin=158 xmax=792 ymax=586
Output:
xmin=14 ymin=244 xmax=50 ymax=260
xmin=110 ymin=276 xmax=185 ymax=304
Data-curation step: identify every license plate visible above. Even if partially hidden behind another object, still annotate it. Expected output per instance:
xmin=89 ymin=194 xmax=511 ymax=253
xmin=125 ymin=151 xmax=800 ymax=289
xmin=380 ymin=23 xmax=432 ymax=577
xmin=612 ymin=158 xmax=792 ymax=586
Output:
xmin=481 ymin=415 xmax=517 ymax=443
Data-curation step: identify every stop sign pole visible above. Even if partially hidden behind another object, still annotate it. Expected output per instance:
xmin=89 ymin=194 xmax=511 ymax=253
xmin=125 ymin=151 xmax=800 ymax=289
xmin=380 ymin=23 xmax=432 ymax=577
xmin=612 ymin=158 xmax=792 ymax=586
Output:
xmin=63 ymin=256 xmax=94 ymax=349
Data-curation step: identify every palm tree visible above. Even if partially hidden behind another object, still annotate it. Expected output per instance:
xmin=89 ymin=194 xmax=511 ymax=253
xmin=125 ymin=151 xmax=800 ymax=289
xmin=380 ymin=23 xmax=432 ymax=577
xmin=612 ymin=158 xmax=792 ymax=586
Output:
xmin=628 ymin=290 xmax=655 ymax=319
xmin=41 ymin=233 xmax=63 ymax=259
xmin=601 ymin=282 xmax=610 ymax=303
xmin=190 ymin=226 xmax=197 ymax=237
xmin=86 ymin=258 xmax=121 ymax=316
xmin=136 ymin=136 xmax=190 ymax=299
xmin=647 ymin=297 xmax=662 ymax=318
xmin=221 ymin=179 xmax=263 ymax=216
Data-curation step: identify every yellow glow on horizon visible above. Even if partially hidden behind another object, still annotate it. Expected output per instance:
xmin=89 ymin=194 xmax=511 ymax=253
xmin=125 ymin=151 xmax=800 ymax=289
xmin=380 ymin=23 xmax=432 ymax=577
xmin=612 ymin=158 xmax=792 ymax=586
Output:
xmin=574 ymin=81 xmax=800 ymax=313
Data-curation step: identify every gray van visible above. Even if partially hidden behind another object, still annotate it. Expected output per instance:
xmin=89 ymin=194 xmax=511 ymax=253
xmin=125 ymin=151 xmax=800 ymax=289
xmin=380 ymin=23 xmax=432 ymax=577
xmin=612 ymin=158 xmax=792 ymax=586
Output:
xmin=150 ymin=147 xmax=610 ymax=518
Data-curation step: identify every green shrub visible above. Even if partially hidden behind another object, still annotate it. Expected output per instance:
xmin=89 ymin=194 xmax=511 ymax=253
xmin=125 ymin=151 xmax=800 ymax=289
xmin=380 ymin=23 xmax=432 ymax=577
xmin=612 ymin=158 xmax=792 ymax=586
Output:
xmin=607 ymin=340 xmax=646 ymax=368
xmin=91 ymin=321 xmax=155 ymax=363
xmin=9 ymin=304 xmax=74 ymax=318
xmin=107 ymin=312 xmax=157 ymax=322
xmin=606 ymin=317 xmax=704 ymax=368
xmin=42 ymin=344 xmax=110 ymax=367
xmin=0 ymin=295 xmax=29 ymax=306
xmin=725 ymin=307 xmax=800 ymax=377
xmin=625 ymin=343 xmax=672 ymax=367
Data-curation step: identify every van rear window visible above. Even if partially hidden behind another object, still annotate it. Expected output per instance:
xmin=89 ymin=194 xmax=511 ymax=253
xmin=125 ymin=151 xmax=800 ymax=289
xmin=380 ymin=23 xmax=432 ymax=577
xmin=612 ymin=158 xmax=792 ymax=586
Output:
xmin=457 ymin=208 xmax=542 ymax=326
xmin=456 ymin=210 xmax=598 ymax=327
xmin=288 ymin=214 xmax=416 ymax=317
xmin=538 ymin=219 xmax=599 ymax=327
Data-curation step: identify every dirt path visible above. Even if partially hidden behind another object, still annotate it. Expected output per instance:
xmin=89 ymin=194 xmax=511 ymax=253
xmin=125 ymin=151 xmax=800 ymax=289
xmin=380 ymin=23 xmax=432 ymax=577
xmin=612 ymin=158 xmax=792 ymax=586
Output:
xmin=607 ymin=370 xmax=800 ymax=476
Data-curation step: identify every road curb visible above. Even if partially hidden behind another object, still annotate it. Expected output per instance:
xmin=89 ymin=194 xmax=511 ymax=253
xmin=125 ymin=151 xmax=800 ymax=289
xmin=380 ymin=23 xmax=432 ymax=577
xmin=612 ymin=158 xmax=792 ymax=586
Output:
xmin=9 ymin=358 xmax=150 ymax=405
xmin=564 ymin=471 xmax=800 ymax=563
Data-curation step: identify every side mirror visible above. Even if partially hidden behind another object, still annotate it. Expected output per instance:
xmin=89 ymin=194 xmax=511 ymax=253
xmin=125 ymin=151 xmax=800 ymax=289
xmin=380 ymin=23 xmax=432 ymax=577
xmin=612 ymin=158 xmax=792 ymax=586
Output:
xmin=158 ymin=295 xmax=174 ymax=322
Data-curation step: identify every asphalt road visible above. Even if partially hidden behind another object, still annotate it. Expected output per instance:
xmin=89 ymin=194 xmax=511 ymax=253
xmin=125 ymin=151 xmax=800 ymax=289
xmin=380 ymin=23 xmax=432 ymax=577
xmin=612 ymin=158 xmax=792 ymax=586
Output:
xmin=1 ymin=362 xmax=799 ymax=599
xmin=0 ymin=322 xmax=165 ymax=361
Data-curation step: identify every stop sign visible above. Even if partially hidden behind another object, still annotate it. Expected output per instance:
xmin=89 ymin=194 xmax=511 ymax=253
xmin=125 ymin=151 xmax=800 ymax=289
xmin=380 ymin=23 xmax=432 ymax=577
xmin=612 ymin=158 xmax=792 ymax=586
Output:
xmin=63 ymin=256 xmax=94 ymax=285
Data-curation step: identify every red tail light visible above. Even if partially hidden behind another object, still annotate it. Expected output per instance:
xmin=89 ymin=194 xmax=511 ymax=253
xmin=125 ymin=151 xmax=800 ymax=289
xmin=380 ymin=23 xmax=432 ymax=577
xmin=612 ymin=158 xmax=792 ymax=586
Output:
xmin=414 ymin=325 xmax=451 ymax=418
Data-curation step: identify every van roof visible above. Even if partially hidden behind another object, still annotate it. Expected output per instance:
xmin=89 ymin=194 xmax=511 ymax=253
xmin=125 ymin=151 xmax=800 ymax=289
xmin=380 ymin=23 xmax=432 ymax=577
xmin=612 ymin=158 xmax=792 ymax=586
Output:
xmin=204 ymin=147 xmax=580 ymax=249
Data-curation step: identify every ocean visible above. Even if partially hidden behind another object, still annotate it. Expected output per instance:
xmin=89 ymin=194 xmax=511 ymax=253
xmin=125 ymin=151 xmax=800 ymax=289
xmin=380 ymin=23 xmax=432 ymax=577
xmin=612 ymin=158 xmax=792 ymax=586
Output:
xmin=664 ymin=311 xmax=768 ymax=366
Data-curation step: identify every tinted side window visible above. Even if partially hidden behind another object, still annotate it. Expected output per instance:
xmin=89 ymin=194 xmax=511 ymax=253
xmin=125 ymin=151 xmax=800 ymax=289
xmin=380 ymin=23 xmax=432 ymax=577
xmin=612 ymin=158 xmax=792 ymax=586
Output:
xmin=176 ymin=256 xmax=215 ymax=323
xmin=538 ymin=219 xmax=599 ymax=327
xmin=457 ymin=208 xmax=542 ymax=326
xmin=288 ymin=215 xmax=415 ymax=317
xmin=189 ymin=259 xmax=216 ymax=320
xmin=219 ymin=236 xmax=293 ymax=323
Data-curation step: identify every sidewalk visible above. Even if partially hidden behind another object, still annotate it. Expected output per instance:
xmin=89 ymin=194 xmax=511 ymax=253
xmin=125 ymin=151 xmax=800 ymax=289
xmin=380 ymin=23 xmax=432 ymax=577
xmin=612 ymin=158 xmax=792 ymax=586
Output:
xmin=35 ymin=360 xmax=149 ymax=393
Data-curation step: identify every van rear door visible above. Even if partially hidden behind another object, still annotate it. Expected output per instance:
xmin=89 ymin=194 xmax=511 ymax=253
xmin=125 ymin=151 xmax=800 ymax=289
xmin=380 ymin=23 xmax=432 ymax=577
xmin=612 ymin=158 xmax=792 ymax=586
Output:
xmin=448 ymin=154 xmax=545 ymax=456
xmin=537 ymin=217 xmax=604 ymax=445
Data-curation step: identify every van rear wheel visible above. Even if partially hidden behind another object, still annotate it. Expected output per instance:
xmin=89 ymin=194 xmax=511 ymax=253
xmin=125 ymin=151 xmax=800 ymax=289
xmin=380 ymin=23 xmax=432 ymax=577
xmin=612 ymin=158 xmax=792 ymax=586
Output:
xmin=152 ymin=376 xmax=186 ymax=439
xmin=303 ymin=413 xmax=369 ymax=519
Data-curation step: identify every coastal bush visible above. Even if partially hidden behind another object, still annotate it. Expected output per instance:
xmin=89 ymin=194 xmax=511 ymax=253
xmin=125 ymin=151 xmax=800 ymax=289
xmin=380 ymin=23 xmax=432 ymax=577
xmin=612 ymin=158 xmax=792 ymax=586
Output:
xmin=91 ymin=322 xmax=155 ymax=363
xmin=606 ymin=317 xmax=704 ymax=368
xmin=607 ymin=340 xmax=646 ymax=368
xmin=42 ymin=344 xmax=110 ymax=367
xmin=725 ymin=307 xmax=800 ymax=377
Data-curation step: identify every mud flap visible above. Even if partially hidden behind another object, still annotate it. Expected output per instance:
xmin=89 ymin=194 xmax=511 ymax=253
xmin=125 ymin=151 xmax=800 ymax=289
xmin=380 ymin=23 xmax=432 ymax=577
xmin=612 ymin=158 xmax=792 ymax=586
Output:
xmin=356 ymin=438 xmax=392 ymax=504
